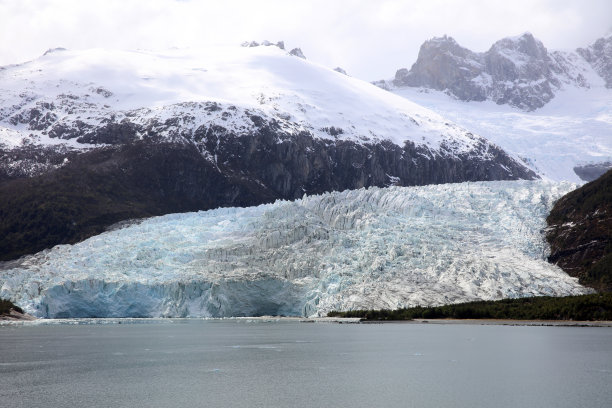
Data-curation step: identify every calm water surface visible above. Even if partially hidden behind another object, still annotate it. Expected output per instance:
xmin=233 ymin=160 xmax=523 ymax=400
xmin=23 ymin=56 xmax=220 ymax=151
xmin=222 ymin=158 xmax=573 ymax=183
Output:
xmin=1 ymin=320 xmax=611 ymax=408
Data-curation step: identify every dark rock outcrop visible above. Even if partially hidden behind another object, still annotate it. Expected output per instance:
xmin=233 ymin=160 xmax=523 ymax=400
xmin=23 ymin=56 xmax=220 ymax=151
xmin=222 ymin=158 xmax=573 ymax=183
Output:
xmin=289 ymin=48 xmax=306 ymax=59
xmin=546 ymin=169 xmax=612 ymax=292
xmin=0 ymin=143 xmax=81 ymax=182
xmin=241 ymin=40 xmax=285 ymax=50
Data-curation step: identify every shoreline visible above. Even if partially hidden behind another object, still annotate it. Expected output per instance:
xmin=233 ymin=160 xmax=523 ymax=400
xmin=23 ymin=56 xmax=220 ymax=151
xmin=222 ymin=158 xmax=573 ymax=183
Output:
xmin=360 ymin=318 xmax=612 ymax=327
xmin=1 ymin=316 xmax=612 ymax=327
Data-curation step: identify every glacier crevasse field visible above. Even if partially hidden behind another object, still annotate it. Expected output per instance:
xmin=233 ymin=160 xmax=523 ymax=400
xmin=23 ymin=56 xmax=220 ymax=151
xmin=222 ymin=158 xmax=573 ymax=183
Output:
xmin=0 ymin=181 xmax=590 ymax=318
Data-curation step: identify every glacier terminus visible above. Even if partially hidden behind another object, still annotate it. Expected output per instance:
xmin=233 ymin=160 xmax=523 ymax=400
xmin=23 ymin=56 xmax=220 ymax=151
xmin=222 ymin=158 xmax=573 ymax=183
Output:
xmin=0 ymin=180 xmax=590 ymax=318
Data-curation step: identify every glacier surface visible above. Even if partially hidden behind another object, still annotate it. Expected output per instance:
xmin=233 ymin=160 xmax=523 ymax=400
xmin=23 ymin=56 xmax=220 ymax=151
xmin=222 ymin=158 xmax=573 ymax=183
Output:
xmin=0 ymin=181 xmax=590 ymax=318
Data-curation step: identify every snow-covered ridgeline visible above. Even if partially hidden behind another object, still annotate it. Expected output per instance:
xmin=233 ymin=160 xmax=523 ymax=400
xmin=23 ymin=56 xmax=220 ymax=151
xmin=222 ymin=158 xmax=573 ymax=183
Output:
xmin=0 ymin=181 xmax=589 ymax=318
xmin=0 ymin=46 xmax=498 ymax=156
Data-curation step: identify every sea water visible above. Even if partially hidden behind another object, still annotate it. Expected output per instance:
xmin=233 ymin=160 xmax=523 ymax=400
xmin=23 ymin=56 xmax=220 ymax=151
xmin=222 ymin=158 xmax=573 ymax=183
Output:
xmin=1 ymin=320 xmax=611 ymax=408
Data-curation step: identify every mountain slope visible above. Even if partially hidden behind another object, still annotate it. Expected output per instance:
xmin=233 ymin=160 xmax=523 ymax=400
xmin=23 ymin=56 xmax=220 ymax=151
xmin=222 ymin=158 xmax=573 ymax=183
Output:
xmin=546 ymin=169 xmax=612 ymax=291
xmin=0 ymin=45 xmax=512 ymax=155
xmin=0 ymin=181 xmax=589 ymax=318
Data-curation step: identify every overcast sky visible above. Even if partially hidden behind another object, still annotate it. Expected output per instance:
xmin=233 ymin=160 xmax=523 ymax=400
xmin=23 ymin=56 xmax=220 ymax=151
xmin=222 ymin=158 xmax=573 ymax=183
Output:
xmin=2 ymin=0 xmax=611 ymax=80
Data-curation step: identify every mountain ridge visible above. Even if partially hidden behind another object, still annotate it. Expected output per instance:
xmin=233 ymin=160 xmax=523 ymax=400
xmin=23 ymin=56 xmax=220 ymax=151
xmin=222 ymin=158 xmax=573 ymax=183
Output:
xmin=378 ymin=32 xmax=610 ymax=111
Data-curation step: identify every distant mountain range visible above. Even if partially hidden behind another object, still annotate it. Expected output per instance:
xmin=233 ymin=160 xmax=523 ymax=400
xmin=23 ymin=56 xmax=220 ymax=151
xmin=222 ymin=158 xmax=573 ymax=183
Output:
xmin=375 ymin=32 xmax=611 ymax=111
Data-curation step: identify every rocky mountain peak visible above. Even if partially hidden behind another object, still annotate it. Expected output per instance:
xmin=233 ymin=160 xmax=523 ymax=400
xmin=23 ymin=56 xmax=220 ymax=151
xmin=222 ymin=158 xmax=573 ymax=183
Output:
xmin=421 ymin=35 xmax=465 ymax=52
xmin=387 ymin=33 xmax=603 ymax=110
xmin=241 ymin=40 xmax=285 ymax=50
xmin=289 ymin=47 xmax=306 ymax=59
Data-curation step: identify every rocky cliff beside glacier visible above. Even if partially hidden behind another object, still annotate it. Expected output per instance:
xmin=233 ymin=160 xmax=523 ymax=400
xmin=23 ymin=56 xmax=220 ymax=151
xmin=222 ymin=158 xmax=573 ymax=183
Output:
xmin=546 ymin=169 xmax=612 ymax=292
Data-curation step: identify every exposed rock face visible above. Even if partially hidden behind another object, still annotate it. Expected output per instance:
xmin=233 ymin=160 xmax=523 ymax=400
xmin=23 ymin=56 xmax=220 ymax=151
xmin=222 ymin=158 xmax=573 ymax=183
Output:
xmin=0 ymin=298 xmax=35 ymax=321
xmin=546 ymin=169 xmax=612 ymax=292
xmin=389 ymin=33 xmax=605 ymax=110
xmin=577 ymin=35 xmax=612 ymax=88
xmin=289 ymin=48 xmax=306 ymax=59
xmin=333 ymin=67 xmax=348 ymax=75
xmin=241 ymin=40 xmax=285 ymax=50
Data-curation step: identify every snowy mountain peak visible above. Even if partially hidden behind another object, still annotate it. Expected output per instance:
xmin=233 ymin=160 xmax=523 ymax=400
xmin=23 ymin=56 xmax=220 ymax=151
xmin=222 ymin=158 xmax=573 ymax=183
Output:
xmin=0 ymin=44 xmax=523 ymax=158
xmin=387 ymin=33 xmax=608 ymax=111
xmin=42 ymin=47 xmax=68 ymax=56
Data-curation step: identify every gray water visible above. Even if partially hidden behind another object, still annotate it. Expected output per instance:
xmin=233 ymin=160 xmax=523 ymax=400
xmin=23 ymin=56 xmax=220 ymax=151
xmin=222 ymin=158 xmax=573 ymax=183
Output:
xmin=1 ymin=320 xmax=611 ymax=408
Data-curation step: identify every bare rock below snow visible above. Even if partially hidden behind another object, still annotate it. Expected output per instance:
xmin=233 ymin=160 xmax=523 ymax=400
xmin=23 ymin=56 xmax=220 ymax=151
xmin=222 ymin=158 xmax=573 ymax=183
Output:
xmin=289 ymin=48 xmax=306 ymax=59
xmin=577 ymin=35 xmax=612 ymax=88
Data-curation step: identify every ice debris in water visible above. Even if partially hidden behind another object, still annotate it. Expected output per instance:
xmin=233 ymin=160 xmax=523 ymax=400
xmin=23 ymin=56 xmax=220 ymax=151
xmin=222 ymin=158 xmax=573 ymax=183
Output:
xmin=0 ymin=180 xmax=591 ymax=318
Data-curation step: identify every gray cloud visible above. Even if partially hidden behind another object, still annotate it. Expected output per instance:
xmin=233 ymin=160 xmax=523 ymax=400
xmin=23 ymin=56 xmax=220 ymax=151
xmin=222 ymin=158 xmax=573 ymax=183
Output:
xmin=1 ymin=0 xmax=610 ymax=80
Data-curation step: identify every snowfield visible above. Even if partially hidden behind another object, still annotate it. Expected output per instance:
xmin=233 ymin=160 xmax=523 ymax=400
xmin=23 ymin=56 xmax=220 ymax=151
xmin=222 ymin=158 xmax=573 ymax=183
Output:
xmin=0 ymin=181 xmax=590 ymax=318
xmin=391 ymin=84 xmax=612 ymax=183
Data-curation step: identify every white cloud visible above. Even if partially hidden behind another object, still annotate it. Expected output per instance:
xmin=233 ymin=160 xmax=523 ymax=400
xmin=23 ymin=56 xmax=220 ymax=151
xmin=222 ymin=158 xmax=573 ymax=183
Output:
xmin=1 ymin=0 xmax=610 ymax=80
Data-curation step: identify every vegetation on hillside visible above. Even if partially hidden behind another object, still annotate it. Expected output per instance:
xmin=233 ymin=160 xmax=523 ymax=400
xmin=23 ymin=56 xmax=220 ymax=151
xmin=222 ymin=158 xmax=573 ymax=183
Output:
xmin=0 ymin=141 xmax=272 ymax=261
xmin=546 ymin=169 xmax=612 ymax=292
xmin=0 ymin=299 xmax=23 ymax=315
xmin=327 ymin=293 xmax=612 ymax=321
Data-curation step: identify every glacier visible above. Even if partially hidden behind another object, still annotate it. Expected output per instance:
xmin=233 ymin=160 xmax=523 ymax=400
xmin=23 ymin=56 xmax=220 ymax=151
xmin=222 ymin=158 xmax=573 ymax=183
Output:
xmin=0 ymin=180 xmax=591 ymax=318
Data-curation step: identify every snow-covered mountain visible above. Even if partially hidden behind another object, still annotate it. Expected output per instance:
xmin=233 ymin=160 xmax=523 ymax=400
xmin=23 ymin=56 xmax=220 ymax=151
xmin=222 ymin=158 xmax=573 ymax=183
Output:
xmin=380 ymin=33 xmax=610 ymax=111
xmin=376 ymin=34 xmax=612 ymax=182
xmin=0 ymin=181 xmax=590 ymax=318
xmin=0 ymin=44 xmax=531 ymax=180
